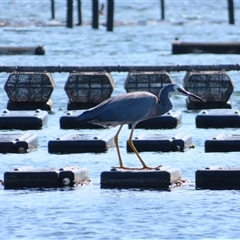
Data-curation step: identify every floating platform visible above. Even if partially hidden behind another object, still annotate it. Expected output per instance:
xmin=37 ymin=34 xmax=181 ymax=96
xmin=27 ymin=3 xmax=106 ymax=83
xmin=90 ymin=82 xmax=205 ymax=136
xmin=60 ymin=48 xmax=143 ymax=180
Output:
xmin=60 ymin=110 xmax=104 ymax=129
xmin=196 ymin=166 xmax=240 ymax=190
xmin=4 ymin=166 xmax=90 ymax=189
xmin=172 ymin=40 xmax=240 ymax=54
xmin=0 ymin=109 xmax=48 ymax=130
xmin=0 ymin=132 xmax=38 ymax=153
xmin=186 ymin=98 xmax=232 ymax=110
xmin=205 ymin=133 xmax=240 ymax=152
xmin=129 ymin=110 xmax=182 ymax=129
xmin=48 ymin=132 xmax=115 ymax=154
xmin=126 ymin=133 xmax=192 ymax=152
xmin=0 ymin=45 xmax=45 ymax=55
xmin=196 ymin=109 xmax=240 ymax=128
xmin=101 ymin=166 xmax=182 ymax=190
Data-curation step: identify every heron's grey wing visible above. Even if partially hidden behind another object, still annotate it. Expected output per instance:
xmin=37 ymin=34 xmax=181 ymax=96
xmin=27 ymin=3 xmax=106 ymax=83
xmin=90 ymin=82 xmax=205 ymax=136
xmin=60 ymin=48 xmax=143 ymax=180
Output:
xmin=76 ymin=97 xmax=115 ymax=122
xmin=96 ymin=92 xmax=158 ymax=123
xmin=77 ymin=92 xmax=158 ymax=124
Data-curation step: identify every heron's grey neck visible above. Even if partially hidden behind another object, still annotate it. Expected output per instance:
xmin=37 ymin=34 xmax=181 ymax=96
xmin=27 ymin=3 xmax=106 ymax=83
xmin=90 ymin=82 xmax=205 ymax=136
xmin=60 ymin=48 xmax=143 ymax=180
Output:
xmin=158 ymin=88 xmax=173 ymax=112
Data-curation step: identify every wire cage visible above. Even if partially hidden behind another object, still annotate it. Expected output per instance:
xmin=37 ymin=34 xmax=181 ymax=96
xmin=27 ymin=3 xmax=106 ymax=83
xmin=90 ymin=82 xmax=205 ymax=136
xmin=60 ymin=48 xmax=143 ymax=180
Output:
xmin=64 ymin=72 xmax=114 ymax=104
xmin=4 ymin=72 xmax=55 ymax=103
xmin=183 ymin=71 xmax=234 ymax=103
xmin=124 ymin=71 xmax=173 ymax=96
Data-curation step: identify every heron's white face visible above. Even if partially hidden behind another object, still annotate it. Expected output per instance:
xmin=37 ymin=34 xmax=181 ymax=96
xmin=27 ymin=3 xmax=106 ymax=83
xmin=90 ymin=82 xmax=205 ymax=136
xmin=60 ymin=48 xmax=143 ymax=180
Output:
xmin=175 ymin=85 xmax=204 ymax=102
xmin=162 ymin=84 xmax=204 ymax=102
xmin=176 ymin=86 xmax=190 ymax=96
xmin=169 ymin=85 xmax=186 ymax=96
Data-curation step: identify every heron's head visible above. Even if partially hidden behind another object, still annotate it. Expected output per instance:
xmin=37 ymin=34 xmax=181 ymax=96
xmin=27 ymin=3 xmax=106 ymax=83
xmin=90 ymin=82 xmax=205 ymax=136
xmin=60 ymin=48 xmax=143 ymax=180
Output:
xmin=170 ymin=84 xmax=204 ymax=102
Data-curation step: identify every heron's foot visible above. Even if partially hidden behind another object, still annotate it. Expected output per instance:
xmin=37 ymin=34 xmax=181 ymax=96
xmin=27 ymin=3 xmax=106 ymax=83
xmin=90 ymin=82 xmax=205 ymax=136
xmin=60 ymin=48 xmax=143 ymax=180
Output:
xmin=140 ymin=165 xmax=162 ymax=170
xmin=111 ymin=165 xmax=162 ymax=171
xmin=111 ymin=166 xmax=131 ymax=170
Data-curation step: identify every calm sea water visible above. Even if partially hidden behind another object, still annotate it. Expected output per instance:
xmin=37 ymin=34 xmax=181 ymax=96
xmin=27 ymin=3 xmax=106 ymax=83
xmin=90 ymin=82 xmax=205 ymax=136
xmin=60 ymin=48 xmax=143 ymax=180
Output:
xmin=1 ymin=1 xmax=240 ymax=239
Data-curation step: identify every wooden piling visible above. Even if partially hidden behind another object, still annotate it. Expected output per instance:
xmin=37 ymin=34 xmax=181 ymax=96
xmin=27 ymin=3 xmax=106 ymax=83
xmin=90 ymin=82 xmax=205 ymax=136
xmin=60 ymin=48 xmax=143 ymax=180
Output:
xmin=67 ymin=0 xmax=74 ymax=28
xmin=92 ymin=0 xmax=99 ymax=29
xmin=77 ymin=0 xmax=82 ymax=25
xmin=107 ymin=0 xmax=114 ymax=32
xmin=51 ymin=0 xmax=55 ymax=19
xmin=160 ymin=0 xmax=165 ymax=20
xmin=228 ymin=0 xmax=235 ymax=24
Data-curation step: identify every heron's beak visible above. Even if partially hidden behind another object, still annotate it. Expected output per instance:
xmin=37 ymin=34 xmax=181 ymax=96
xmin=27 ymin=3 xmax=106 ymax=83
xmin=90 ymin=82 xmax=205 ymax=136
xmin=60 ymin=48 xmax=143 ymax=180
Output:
xmin=178 ymin=87 xmax=205 ymax=102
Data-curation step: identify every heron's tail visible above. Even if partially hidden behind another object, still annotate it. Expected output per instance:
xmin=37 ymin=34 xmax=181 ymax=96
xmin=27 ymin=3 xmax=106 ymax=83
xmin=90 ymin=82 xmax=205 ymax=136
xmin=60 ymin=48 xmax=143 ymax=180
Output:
xmin=76 ymin=110 xmax=98 ymax=123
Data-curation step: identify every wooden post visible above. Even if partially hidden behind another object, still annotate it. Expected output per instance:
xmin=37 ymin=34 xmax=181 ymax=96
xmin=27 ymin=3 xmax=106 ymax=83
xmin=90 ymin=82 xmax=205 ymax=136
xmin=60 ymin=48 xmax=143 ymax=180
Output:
xmin=67 ymin=0 xmax=74 ymax=28
xmin=77 ymin=0 xmax=82 ymax=25
xmin=51 ymin=0 xmax=55 ymax=19
xmin=228 ymin=0 xmax=235 ymax=24
xmin=92 ymin=0 xmax=99 ymax=29
xmin=160 ymin=0 xmax=165 ymax=20
xmin=107 ymin=0 xmax=114 ymax=31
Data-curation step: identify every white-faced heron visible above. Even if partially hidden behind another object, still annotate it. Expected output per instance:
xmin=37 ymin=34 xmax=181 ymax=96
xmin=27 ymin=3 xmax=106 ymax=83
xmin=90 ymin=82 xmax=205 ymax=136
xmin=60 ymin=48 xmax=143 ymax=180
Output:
xmin=77 ymin=84 xmax=204 ymax=169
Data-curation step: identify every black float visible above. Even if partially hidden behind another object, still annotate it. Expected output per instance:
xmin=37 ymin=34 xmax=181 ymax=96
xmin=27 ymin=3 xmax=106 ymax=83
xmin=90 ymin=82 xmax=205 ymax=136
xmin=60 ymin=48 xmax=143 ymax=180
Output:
xmin=129 ymin=110 xmax=182 ymax=129
xmin=0 ymin=45 xmax=45 ymax=55
xmin=101 ymin=166 xmax=182 ymax=190
xmin=0 ymin=132 xmax=38 ymax=153
xmin=186 ymin=98 xmax=231 ymax=110
xmin=48 ymin=132 xmax=115 ymax=154
xmin=60 ymin=110 xmax=104 ymax=129
xmin=196 ymin=166 xmax=240 ymax=190
xmin=4 ymin=166 xmax=90 ymax=189
xmin=0 ymin=109 xmax=48 ymax=130
xmin=126 ymin=132 xmax=192 ymax=152
xmin=205 ymin=133 xmax=240 ymax=152
xmin=196 ymin=109 xmax=240 ymax=128
xmin=172 ymin=40 xmax=240 ymax=54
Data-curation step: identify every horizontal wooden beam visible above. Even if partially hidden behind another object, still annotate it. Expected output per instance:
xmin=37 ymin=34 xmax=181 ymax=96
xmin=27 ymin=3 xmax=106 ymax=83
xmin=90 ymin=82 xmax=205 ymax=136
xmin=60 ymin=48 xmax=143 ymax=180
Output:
xmin=0 ymin=64 xmax=240 ymax=73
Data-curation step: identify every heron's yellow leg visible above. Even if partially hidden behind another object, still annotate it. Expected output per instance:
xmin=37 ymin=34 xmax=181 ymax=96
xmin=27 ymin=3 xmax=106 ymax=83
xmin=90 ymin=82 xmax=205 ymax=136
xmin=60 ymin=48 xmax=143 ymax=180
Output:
xmin=128 ymin=125 xmax=150 ymax=168
xmin=114 ymin=125 xmax=128 ymax=169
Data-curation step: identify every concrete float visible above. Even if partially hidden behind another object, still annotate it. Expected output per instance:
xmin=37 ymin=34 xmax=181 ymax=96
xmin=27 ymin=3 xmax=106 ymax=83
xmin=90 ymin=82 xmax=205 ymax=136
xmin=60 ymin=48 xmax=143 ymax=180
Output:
xmin=60 ymin=110 xmax=104 ymax=129
xmin=48 ymin=132 xmax=115 ymax=154
xmin=196 ymin=109 xmax=240 ymax=128
xmin=129 ymin=110 xmax=182 ymax=129
xmin=0 ymin=109 xmax=48 ymax=130
xmin=196 ymin=166 xmax=240 ymax=190
xmin=4 ymin=166 xmax=90 ymax=189
xmin=205 ymin=133 xmax=240 ymax=152
xmin=60 ymin=110 xmax=182 ymax=130
xmin=101 ymin=166 xmax=182 ymax=190
xmin=0 ymin=132 xmax=38 ymax=153
xmin=126 ymin=133 xmax=193 ymax=152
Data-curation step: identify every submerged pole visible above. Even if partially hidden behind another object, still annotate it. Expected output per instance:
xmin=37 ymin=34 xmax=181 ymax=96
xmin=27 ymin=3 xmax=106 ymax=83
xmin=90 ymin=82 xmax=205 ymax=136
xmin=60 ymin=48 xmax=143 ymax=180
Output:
xmin=107 ymin=0 xmax=114 ymax=31
xmin=77 ymin=0 xmax=82 ymax=25
xmin=67 ymin=0 xmax=74 ymax=28
xmin=92 ymin=0 xmax=99 ymax=29
xmin=228 ymin=0 xmax=235 ymax=24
